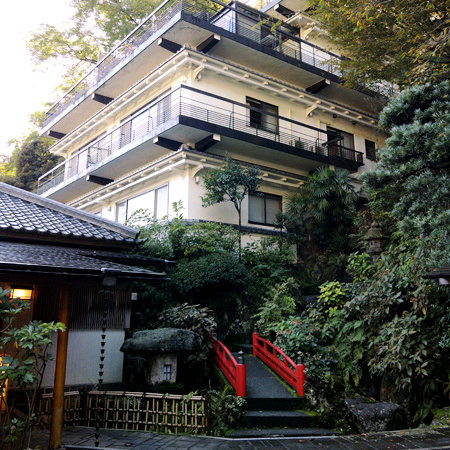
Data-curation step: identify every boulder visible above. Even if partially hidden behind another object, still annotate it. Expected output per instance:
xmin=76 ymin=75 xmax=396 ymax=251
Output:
xmin=345 ymin=397 xmax=411 ymax=432
xmin=120 ymin=328 xmax=201 ymax=354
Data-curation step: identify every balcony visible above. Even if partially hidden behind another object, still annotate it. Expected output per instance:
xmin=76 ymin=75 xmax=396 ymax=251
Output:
xmin=37 ymin=86 xmax=363 ymax=197
xmin=42 ymin=0 xmax=346 ymax=132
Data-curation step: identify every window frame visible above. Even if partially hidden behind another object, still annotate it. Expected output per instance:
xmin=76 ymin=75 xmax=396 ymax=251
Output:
xmin=115 ymin=184 xmax=169 ymax=223
xmin=365 ymin=139 xmax=377 ymax=162
xmin=246 ymin=97 xmax=279 ymax=134
xmin=248 ymin=192 xmax=282 ymax=226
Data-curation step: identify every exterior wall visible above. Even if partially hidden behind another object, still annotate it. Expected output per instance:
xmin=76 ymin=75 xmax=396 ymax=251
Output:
xmin=41 ymin=330 xmax=126 ymax=388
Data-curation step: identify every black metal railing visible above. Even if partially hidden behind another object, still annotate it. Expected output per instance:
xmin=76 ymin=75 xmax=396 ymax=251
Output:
xmin=43 ymin=0 xmax=343 ymax=127
xmin=37 ymin=86 xmax=363 ymax=195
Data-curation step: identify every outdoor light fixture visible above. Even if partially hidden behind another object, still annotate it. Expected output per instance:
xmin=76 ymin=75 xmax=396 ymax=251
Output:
xmin=10 ymin=286 xmax=34 ymax=300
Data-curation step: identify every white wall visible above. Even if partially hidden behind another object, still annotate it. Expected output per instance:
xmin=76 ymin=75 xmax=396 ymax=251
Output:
xmin=41 ymin=330 xmax=125 ymax=389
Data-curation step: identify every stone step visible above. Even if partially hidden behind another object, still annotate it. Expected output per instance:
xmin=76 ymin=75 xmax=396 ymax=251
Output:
xmin=243 ymin=396 xmax=306 ymax=411
xmin=228 ymin=427 xmax=338 ymax=438
xmin=241 ymin=410 xmax=317 ymax=428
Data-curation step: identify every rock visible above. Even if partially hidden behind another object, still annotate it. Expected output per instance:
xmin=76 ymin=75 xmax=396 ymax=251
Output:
xmin=431 ymin=407 xmax=450 ymax=428
xmin=345 ymin=397 xmax=411 ymax=433
xmin=120 ymin=328 xmax=202 ymax=354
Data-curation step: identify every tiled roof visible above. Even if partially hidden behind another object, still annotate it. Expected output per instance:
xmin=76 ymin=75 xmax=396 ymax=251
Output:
xmin=0 ymin=183 xmax=138 ymax=246
xmin=0 ymin=242 xmax=163 ymax=280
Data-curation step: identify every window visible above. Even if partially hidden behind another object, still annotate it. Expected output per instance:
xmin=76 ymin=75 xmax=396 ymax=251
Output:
xmin=249 ymin=193 xmax=282 ymax=226
xmin=246 ymin=97 xmax=279 ymax=133
xmin=327 ymin=127 xmax=355 ymax=150
xmin=116 ymin=185 xmax=169 ymax=224
xmin=365 ymin=139 xmax=377 ymax=161
xmin=163 ymin=364 xmax=172 ymax=381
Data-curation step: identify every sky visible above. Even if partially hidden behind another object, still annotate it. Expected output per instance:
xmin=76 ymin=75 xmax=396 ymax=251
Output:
xmin=0 ymin=0 xmax=74 ymax=156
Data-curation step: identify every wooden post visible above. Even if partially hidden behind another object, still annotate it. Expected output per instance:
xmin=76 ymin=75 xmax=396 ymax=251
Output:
xmin=296 ymin=353 xmax=305 ymax=397
xmin=236 ymin=351 xmax=246 ymax=397
xmin=49 ymin=285 xmax=71 ymax=449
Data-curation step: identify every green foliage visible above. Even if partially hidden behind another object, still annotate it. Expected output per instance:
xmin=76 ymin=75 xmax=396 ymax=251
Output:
xmin=158 ymin=304 xmax=216 ymax=386
xmin=308 ymin=0 xmax=450 ymax=88
xmin=317 ymin=281 xmax=348 ymax=315
xmin=1 ymin=133 xmax=62 ymax=192
xmin=202 ymin=155 xmax=261 ymax=251
xmin=363 ymin=82 xmax=450 ymax=239
xmin=128 ymin=201 xmax=239 ymax=260
xmin=170 ymin=253 xmax=249 ymax=297
xmin=252 ymin=278 xmax=299 ymax=335
xmin=209 ymin=387 xmax=245 ymax=436
xmin=284 ymin=166 xmax=357 ymax=253
xmin=27 ymin=0 xmax=161 ymax=90
xmin=273 ymin=317 xmax=338 ymax=381
xmin=346 ymin=252 xmax=375 ymax=282
xmin=0 ymin=289 xmax=65 ymax=447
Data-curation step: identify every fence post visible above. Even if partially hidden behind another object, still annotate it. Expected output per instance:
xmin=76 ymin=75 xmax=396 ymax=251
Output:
xmin=236 ymin=351 xmax=246 ymax=397
xmin=296 ymin=352 xmax=305 ymax=397
xmin=252 ymin=326 xmax=258 ymax=357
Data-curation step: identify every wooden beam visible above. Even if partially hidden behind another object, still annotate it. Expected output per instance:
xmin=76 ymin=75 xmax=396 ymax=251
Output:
xmin=157 ymin=38 xmax=182 ymax=53
xmin=49 ymin=285 xmax=71 ymax=449
xmin=274 ymin=3 xmax=295 ymax=17
xmin=195 ymin=134 xmax=220 ymax=152
xmin=86 ymin=174 xmax=114 ymax=186
xmin=47 ymin=131 xmax=66 ymax=139
xmin=153 ymin=136 xmax=182 ymax=151
xmin=306 ymin=79 xmax=330 ymax=94
xmin=196 ymin=34 xmax=221 ymax=53
xmin=91 ymin=93 xmax=114 ymax=105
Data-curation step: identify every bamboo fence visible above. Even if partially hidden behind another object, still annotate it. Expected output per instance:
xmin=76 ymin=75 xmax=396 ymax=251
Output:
xmin=35 ymin=390 xmax=208 ymax=434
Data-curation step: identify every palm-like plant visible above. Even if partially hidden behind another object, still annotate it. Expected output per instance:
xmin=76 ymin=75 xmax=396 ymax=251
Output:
xmin=285 ymin=167 xmax=357 ymax=253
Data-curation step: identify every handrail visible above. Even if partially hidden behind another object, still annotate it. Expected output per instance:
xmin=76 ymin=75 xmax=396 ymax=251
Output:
xmin=211 ymin=336 xmax=246 ymax=397
xmin=252 ymin=331 xmax=305 ymax=397
xmin=37 ymin=85 xmax=364 ymax=195
xmin=43 ymin=0 xmax=345 ymax=127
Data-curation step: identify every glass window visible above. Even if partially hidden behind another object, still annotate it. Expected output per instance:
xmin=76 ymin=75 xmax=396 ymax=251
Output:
xmin=249 ymin=193 xmax=282 ymax=226
xmin=327 ymin=127 xmax=354 ymax=150
xmin=116 ymin=185 xmax=169 ymax=224
xmin=365 ymin=139 xmax=377 ymax=161
xmin=163 ymin=364 xmax=172 ymax=381
xmin=155 ymin=185 xmax=169 ymax=219
xmin=246 ymin=97 xmax=279 ymax=134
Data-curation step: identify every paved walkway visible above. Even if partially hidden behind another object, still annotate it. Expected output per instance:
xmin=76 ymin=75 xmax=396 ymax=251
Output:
xmin=29 ymin=426 xmax=450 ymax=449
xmin=245 ymin=354 xmax=295 ymax=399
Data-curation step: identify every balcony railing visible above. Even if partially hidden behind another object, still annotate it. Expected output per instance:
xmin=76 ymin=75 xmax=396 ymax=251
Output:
xmin=37 ymin=86 xmax=363 ymax=195
xmin=43 ymin=0 xmax=343 ymax=127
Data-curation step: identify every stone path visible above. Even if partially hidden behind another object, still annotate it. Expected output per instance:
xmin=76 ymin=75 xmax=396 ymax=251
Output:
xmin=28 ymin=426 xmax=450 ymax=449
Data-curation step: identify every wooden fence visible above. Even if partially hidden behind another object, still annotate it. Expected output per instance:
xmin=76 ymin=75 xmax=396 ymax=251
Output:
xmin=35 ymin=390 xmax=209 ymax=434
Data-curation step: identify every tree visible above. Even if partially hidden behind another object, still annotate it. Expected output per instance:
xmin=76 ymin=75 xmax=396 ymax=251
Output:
xmin=27 ymin=0 xmax=161 ymax=89
xmin=1 ymin=133 xmax=62 ymax=192
xmin=308 ymin=0 xmax=450 ymax=88
xmin=362 ymin=81 xmax=450 ymax=238
xmin=201 ymin=156 xmax=261 ymax=253
xmin=284 ymin=166 xmax=357 ymax=254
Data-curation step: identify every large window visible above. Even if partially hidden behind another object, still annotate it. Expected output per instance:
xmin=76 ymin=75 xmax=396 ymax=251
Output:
xmin=116 ymin=185 xmax=169 ymax=224
xmin=249 ymin=193 xmax=282 ymax=226
xmin=246 ymin=97 xmax=279 ymax=134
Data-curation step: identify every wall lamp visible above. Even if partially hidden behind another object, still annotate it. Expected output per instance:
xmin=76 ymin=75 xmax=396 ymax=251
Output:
xmin=10 ymin=286 xmax=34 ymax=300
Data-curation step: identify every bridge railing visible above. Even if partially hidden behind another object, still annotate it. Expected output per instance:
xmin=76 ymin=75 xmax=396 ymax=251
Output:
xmin=211 ymin=336 xmax=246 ymax=397
xmin=252 ymin=331 xmax=305 ymax=397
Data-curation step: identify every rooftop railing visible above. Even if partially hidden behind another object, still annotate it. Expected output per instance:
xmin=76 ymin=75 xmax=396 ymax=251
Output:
xmin=43 ymin=0 xmax=343 ymax=127
xmin=37 ymin=86 xmax=363 ymax=195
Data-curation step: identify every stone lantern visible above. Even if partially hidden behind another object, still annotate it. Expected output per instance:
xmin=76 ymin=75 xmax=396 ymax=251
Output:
xmin=364 ymin=221 xmax=385 ymax=264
